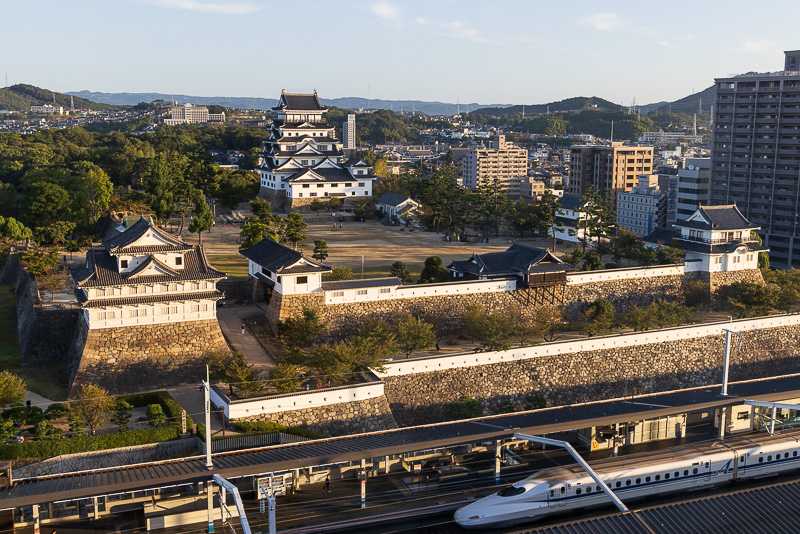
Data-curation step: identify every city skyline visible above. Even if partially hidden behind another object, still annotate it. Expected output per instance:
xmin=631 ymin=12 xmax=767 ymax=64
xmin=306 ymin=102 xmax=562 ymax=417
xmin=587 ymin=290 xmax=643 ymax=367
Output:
xmin=2 ymin=0 xmax=800 ymax=107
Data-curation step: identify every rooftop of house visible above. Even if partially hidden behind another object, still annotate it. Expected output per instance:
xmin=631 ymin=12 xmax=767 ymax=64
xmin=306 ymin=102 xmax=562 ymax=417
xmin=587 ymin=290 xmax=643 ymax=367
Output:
xmin=449 ymin=242 xmax=573 ymax=277
xmin=375 ymin=192 xmax=413 ymax=207
xmin=239 ymin=238 xmax=330 ymax=274
xmin=675 ymin=204 xmax=760 ymax=231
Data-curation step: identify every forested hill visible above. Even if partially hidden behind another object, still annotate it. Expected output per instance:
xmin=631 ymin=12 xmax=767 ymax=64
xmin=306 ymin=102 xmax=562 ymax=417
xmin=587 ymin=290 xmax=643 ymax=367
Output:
xmin=649 ymin=85 xmax=715 ymax=120
xmin=472 ymin=96 xmax=624 ymax=117
xmin=0 ymin=84 xmax=121 ymax=111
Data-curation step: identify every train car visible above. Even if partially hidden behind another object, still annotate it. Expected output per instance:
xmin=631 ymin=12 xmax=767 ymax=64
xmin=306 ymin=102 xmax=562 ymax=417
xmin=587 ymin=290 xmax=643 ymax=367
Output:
xmin=455 ymin=428 xmax=800 ymax=529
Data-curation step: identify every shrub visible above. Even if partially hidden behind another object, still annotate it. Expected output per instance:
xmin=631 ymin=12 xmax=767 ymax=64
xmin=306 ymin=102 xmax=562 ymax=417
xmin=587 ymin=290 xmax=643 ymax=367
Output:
xmin=445 ymin=395 xmax=484 ymax=421
xmin=268 ymin=364 xmax=300 ymax=393
xmin=524 ymin=394 xmax=547 ymax=410
xmin=146 ymin=404 xmax=166 ymax=428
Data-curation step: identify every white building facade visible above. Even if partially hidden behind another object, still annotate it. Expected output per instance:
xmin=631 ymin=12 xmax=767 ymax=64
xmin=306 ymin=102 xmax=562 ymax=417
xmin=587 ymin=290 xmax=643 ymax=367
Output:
xmin=72 ymin=218 xmax=226 ymax=329
xmin=343 ymin=114 xmax=356 ymax=150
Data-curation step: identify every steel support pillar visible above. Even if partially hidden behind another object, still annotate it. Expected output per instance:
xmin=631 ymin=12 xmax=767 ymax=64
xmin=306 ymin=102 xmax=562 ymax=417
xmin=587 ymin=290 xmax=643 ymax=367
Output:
xmin=207 ymin=481 xmax=214 ymax=533
xmin=360 ymin=459 xmax=366 ymax=508
xmin=32 ymin=504 xmax=39 ymax=534
xmin=494 ymin=440 xmax=502 ymax=485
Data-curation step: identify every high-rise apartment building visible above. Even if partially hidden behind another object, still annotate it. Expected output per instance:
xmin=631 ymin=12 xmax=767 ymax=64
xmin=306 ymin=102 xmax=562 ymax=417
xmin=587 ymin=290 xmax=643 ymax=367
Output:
xmin=710 ymin=50 xmax=800 ymax=267
xmin=568 ymin=143 xmax=653 ymax=207
xmin=462 ymin=135 xmax=528 ymax=196
xmin=342 ymin=114 xmax=356 ymax=150
xmin=675 ymin=157 xmax=710 ymax=221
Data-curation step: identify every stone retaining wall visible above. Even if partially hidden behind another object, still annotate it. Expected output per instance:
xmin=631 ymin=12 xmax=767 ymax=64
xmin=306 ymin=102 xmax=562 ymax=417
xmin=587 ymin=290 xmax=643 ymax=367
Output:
xmin=69 ymin=319 xmax=229 ymax=395
xmin=382 ymin=323 xmax=800 ymax=426
xmin=238 ymin=395 xmax=397 ymax=436
xmin=12 ymin=437 xmax=197 ymax=478
xmin=562 ymin=274 xmax=685 ymax=314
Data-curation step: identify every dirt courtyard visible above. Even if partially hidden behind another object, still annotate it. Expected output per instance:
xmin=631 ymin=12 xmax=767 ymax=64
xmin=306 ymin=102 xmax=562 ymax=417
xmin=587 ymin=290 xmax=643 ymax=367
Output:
xmin=181 ymin=212 xmax=574 ymax=275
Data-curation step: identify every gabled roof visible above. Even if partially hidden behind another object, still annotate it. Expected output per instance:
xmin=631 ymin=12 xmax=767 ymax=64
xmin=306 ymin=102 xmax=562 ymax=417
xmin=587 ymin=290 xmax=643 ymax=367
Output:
xmin=376 ymin=192 xmax=412 ymax=207
xmin=72 ymin=246 xmax=226 ymax=288
xmin=103 ymin=217 xmax=192 ymax=254
xmin=675 ymin=204 xmax=759 ymax=231
xmin=272 ymin=92 xmax=326 ymax=112
xmin=239 ymin=238 xmax=331 ymax=274
xmin=643 ymin=227 xmax=679 ymax=245
xmin=126 ymin=255 xmax=179 ymax=278
xmin=448 ymin=242 xmax=574 ymax=276
xmin=342 ymin=157 xmax=371 ymax=168
xmin=558 ymin=194 xmax=586 ymax=212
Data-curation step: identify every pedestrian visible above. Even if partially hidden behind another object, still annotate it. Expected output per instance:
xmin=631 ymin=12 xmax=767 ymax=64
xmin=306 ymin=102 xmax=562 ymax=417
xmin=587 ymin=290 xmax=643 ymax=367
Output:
xmin=323 ymin=476 xmax=331 ymax=493
xmin=435 ymin=341 xmax=441 ymax=351
xmin=339 ymin=222 xmax=342 ymax=228
xmin=333 ymin=222 xmax=336 ymax=229
xmin=241 ymin=323 xmax=246 ymax=334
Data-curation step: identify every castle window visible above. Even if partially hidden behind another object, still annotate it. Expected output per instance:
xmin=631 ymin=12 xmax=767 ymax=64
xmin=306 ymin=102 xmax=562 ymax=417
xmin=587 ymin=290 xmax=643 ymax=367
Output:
xmin=380 ymin=288 xmax=391 ymax=294
xmin=310 ymin=192 xmax=317 ymax=197
xmin=175 ymin=257 xmax=183 ymax=266
xmin=297 ymin=276 xmax=308 ymax=284
xmin=333 ymin=291 xmax=344 ymax=297
xmin=357 ymin=290 xmax=368 ymax=295
xmin=317 ymin=184 xmax=324 ymax=188
xmin=358 ymin=182 xmax=365 ymax=187
xmin=303 ymin=184 xmax=310 ymax=188
xmin=120 ymin=259 xmax=128 ymax=269
xmin=262 ymin=268 xmax=272 ymax=277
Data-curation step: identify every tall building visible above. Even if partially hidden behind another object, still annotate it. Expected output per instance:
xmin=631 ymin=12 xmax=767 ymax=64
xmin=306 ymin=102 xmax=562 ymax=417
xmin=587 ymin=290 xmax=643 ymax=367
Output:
xmin=710 ymin=50 xmax=800 ymax=268
xmin=257 ymin=91 xmax=376 ymax=209
xmin=616 ymin=175 xmax=667 ymax=237
xmin=675 ymin=157 xmax=710 ymax=221
xmin=461 ymin=135 xmax=528 ymax=196
xmin=568 ymin=143 xmax=654 ymax=207
xmin=164 ymin=103 xmax=225 ymax=125
xmin=343 ymin=114 xmax=356 ymax=150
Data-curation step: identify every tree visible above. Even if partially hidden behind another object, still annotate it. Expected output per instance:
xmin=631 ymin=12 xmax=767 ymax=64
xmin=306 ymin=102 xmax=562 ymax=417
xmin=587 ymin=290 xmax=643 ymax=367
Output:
xmin=0 ymin=371 xmax=26 ymax=409
xmin=146 ymin=404 xmax=166 ymax=428
xmin=350 ymin=319 xmax=395 ymax=371
xmin=445 ymin=395 xmax=483 ymax=420
xmin=277 ymin=308 xmax=327 ymax=347
xmin=752 ymin=231 xmax=770 ymax=269
xmin=683 ymin=280 xmax=712 ymax=309
xmin=418 ymin=256 xmax=450 ymax=284
xmin=395 ymin=314 xmax=436 ymax=358
xmin=309 ymin=342 xmax=357 ymax=384
xmin=111 ymin=399 xmax=133 ymax=432
xmin=309 ymin=198 xmax=326 ymax=218
xmin=312 ymin=239 xmax=329 ymax=262
xmin=240 ymin=218 xmax=278 ymax=248
xmin=143 ymin=152 xmax=183 ymax=225
xmin=226 ymin=352 xmax=262 ymax=396
xmin=716 ymin=282 xmax=777 ymax=318
xmin=250 ymin=198 xmax=272 ymax=220
xmin=460 ymin=306 xmax=523 ymax=351
xmin=353 ymin=200 xmax=373 ymax=220
xmin=283 ymin=212 xmax=308 ymax=249
xmin=390 ymin=261 xmax=413 ymax=284
xmin=269 ymin=363 xmax=300 ymax=393
xmin=534 ymin=192 xmax=563 ymax=250
xmin=72 ymin=161 xmax=113 ymax=225
xmin=33 ymin=221 xmax=75 ymax=247
xmin=330 ymin=265 xmax=353 ymax=281
xmin=188 ymin=192 xmax=214 ymax=244
xmin=583 ymin=298 xmax=617 ymax=336
xmin=69 ymin=384 xmax=114 ymax=435
xmin=37 ymin=264 xmax=71 ymax=301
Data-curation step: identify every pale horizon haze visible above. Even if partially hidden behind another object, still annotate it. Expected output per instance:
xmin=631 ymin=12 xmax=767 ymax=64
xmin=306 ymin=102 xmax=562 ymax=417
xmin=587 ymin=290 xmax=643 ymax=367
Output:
xmin=2 ymin=0 xmax=800 ymax=107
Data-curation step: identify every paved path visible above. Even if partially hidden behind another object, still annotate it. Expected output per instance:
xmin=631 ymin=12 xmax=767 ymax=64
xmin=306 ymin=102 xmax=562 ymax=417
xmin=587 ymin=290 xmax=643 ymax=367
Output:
xmin=217 ymin=306 xmax=276 ymax=372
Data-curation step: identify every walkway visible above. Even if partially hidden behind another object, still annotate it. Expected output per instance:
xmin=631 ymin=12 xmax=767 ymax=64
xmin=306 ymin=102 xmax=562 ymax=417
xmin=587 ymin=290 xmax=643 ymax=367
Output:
xmin=217 ymin=306 xmax=275 ymax=372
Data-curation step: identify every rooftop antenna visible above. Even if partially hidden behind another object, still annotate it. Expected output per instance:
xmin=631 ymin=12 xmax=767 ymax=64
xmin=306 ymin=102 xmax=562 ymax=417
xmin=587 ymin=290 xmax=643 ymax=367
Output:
xmin=610 ymin=120 xmax=614 ymax=143
xmin=693 ymin=113 xmax=697 ymax=136
xmin=457 ymin=99 xmax=460 ymax=115
xmin=53 ymin=91 xmax=56 ymax=104
xmin=70 ymin=95 xmax=74 ymax=112
xmin=698 ymin=97 xmax=703 ymax=113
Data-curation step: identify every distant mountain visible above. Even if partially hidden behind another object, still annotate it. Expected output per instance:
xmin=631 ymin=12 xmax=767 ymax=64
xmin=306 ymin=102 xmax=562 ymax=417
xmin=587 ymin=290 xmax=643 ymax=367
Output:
xmin=646 ymin=86 xmax=716 ymax=117
xmin=65 ymin=90 xmax=511 ymax=116
xmin=0 ymin=84 xmax=120 ymax=111
xmin=471 ymin=96 xmax=624 ymax=117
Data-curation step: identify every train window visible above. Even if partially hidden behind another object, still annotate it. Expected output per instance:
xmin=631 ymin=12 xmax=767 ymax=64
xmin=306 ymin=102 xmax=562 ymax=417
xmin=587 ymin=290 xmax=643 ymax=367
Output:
xmin=616 ymin=482 xmax=621 ymax=488
xmin=626 ymin=480 xmax=631 ymax=486
xmin=794 ymin=451 xmax=798 ymax=457
xmin=684 ymin=470 xmax=688 ymax=476
xmin=560 ymin=487 xmax=565 ymax=494
xmin=498 ymin=486 xmax=526 ymax=497
xmin=705 ymin=462 xmax=709 ymax=468
xmin=785 ymin=453 xmax=790 ymax=459
xmin=693 ymin=468 xmax=698 ymax=474
xmin=759 ymin=457 xmax=764 ymax=463
xmin=585 ymin=487 xmax=591 ymax=493
xmin=768 ymin=455 xmax=772 ymax=461
xmin=576 ymin=489 xmax=581 ymax=495
xmin=740 ymin=457 xmax=744 ymax=463
xmin=655 ymin=475 xmax=661 ymax=481
xmin=596 ymin=486 xmax=601 ymax=492
xmin=550 ymin=490 xmax=554 ymax=497
xmin=665 ymin=473 xmax=670 ymax=480
xmin=645 ymin=476 xmax=651 ymax=482
xmin=635 ymin=478 xmax=640 ymax=484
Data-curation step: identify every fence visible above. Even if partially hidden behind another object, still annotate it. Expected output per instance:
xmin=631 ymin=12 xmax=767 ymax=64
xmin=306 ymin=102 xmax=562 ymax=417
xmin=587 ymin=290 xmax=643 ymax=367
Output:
xmin=199 ymin=432 xmax=309 ymax=453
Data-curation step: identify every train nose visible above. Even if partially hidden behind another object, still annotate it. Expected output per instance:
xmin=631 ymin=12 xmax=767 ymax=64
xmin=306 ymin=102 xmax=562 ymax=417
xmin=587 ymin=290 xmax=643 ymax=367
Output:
xmin=454 ymin=506 xmax=482 ymax=528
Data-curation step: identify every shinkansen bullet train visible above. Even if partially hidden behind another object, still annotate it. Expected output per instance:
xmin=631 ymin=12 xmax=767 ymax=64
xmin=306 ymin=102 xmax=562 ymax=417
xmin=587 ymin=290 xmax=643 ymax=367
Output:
xmin=455 ymin=428 xmax=800 ymax=529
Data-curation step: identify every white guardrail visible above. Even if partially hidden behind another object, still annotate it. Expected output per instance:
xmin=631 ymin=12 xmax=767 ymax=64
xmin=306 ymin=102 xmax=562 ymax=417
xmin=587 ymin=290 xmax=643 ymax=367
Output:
xmin=377 ymin=314 xmax=800 ymax=378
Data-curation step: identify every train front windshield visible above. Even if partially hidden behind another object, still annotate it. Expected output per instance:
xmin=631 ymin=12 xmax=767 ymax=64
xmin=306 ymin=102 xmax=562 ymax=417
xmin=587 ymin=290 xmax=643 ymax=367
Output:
xmin=497 ymin=486 xmax=526 ymax=497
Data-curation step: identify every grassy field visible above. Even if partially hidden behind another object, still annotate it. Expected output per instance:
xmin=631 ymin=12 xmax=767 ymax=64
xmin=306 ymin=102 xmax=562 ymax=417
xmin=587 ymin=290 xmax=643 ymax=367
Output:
xmin=325 ymin=264 xmax=424 ymax=280
xmin=0 ymin=285 xmax=68 ymax=401
xmin=208 ymin=254 xmax=249 ymax=278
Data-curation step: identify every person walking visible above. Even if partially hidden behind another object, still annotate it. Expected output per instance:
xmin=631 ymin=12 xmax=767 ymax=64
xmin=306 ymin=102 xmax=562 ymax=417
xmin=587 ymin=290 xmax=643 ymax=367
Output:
xmin=241 ymin=323 xmax=246 ymax=334
xmin=323 ymin=476 xmax=331 ymax=493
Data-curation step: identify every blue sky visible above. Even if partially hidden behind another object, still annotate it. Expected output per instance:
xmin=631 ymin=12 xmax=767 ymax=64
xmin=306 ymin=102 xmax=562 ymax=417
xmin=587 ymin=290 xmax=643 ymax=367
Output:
xmin=3 ymin=0 xmax=799 ymax=106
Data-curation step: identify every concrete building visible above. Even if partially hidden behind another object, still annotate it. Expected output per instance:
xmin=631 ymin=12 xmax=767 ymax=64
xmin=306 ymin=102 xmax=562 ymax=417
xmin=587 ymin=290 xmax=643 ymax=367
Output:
xmin=710 ymin=50 xmax=800 ymax=267
xmin=639 ymin=131 xmax=703 ymax=144
xmin=72 ymin=218 xmax=226 ymax=329
xmin=569 ymin=143 xmax=654 ymax=207
xmin=675 ymin=157 xmax=710 ymax=221
xmin=30 ymin=104 xmax=64 ymax=115
xmin=616 ymin=175 xmax=667 ymax=237
xmin=164 ymin=103 xmax=225 ymax=125
xmin=342 ymin=114 xmax=356 ymax=150
xmin=462 ymin=135 xmax=528 ymax=196
xmin=257 ymin=91 xmax=376 ymax=209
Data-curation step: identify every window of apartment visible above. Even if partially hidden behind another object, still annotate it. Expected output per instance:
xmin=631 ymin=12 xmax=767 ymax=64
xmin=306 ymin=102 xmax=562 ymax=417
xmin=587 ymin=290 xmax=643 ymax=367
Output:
xmin=120 ymin=259 xmax=128 ymax=269
xmin=297 ymin=276 xmax=308 ymax=284
xmin=175 ymin=256 xmax=182 ymax=266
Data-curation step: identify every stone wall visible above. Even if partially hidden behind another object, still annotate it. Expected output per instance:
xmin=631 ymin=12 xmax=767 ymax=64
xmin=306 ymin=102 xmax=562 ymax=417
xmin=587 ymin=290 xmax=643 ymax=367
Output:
xmin=706 ymin=269 xmax=765 ymax=292
xmin=69 ymin=319 xmax=229 ymax=395
xmin=12 ymin=437 xmax=197 ymax=478
xmin=382 ymin=323 xmax=800 ymax=426
xmin=563 ymin=274 xmax=685 ymax=314
xmin=238 ymin=395 xmax=397 ymax=437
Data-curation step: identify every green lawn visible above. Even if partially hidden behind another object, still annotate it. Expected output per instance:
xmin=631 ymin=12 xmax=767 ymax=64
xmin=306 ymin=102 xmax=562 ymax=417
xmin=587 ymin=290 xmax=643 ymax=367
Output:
xmin=323 ymin=265 xmax=424 ymax=281
xmin=208 ymin=254 xmax=249 ymax=278
xmin=0 ymin=285 xmax=68 ymax=401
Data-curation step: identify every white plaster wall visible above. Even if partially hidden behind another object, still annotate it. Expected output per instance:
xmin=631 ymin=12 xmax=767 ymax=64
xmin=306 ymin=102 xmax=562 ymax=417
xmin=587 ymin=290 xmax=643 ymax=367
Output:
xmin=87 ymin=299 xmax=218 ymax=329
xmin=213 ymin=381 xmax=385 ymax=419
xmin=378 ymin=314 xmax=800 ymax=377
xmin=566 ymin=264 xmax=685 ymax=285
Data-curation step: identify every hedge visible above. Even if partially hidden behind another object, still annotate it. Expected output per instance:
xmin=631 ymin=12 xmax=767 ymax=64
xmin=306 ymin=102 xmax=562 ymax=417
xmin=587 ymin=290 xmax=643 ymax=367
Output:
xmin=120 ymin=391 xmax=193 ymax=431
xmin=0 ymin=426 xmax=180 ymax=461
xmin=197 ymin=422 xmax=326 ymax=442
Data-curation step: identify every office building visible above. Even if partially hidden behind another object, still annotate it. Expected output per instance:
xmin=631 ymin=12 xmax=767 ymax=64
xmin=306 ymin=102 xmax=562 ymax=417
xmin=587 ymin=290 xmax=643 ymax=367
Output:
xmin=616 ymin=175 xmax=667 ymax=237
xmin=164 ymin=103 xmax=225 ymax=125
xmin=569 ymin=143 xmax=654 ymax=207
xmin=30 ymin=104 xmax=64 ymax=115
xmin=343 ymin=114 xmax=356 ymax=150
xmin=462 ymin=135 xmax=528 ymax=195
xmin=710 ymin=50 xmax=800 ymax=267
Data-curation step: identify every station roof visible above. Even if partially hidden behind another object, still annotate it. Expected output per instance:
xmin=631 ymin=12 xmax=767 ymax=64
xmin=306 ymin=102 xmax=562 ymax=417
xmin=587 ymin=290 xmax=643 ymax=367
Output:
xmin=2 ymin=374 xmax=800 ymax=510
